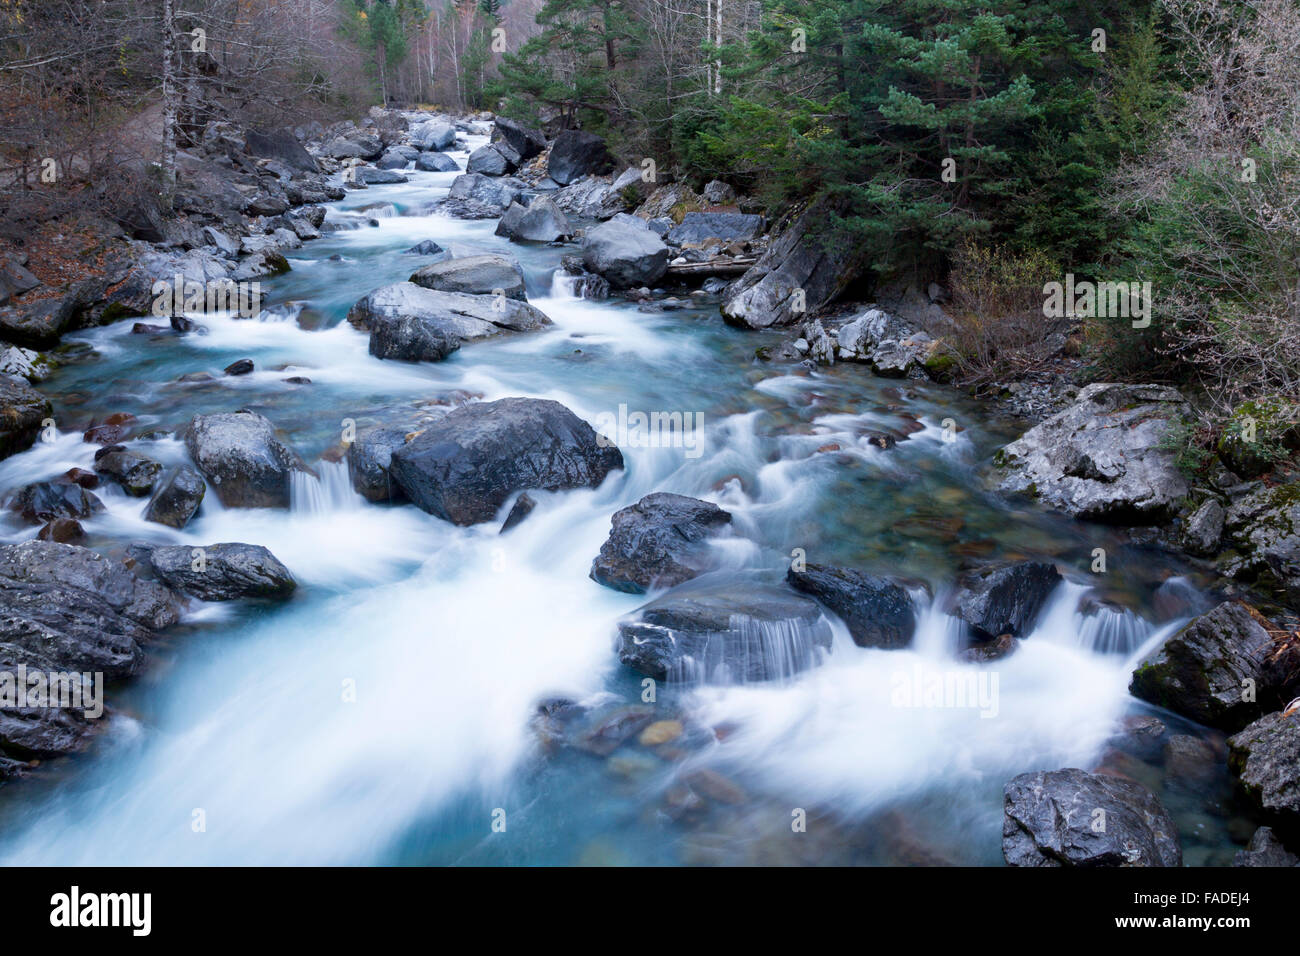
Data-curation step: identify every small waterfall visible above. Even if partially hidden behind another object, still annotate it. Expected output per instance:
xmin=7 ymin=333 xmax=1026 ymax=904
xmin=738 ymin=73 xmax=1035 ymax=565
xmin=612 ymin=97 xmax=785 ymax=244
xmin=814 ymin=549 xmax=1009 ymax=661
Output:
xmin=290 ymin=460 xmax=364 ymax=514
xmin=1075 ymin=602 xmax=1154 ymax=655
xmin=666 ymin=613 xmax=834 ymax=685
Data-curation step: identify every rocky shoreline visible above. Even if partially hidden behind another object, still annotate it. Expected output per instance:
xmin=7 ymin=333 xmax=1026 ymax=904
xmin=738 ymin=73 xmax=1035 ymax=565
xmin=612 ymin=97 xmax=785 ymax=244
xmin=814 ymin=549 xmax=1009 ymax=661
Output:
xmin=1 ymin=106 xmax=1298 ymax=867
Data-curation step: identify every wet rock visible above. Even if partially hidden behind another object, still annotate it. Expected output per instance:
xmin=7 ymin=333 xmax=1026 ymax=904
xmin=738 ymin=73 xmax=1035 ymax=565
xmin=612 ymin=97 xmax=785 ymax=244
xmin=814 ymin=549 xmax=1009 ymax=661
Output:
xmin=183 ymin=411 xmax=300 ymax=508
xmin=403 ymin=240 xmax=446 ymax=257
xmin=93 ymin=448 xmax=163 ymax=497
xmin=618 ymin=576 xmax=832 ymax=682
xmin=639 ymin=719 xmax=684 ymax=747
xmin=547 ymin=130 xmax=615 ymax=185
xmin=354 ymin=166 xmax=406 ymax=185
xmin=37 ymin=518 xmax=85 ymax=544
xmin=0 ymin=345 xmax=51 ymax=383
xmin=1002 ymin=767 xmax=1182 ymax=866
xmin=1109 ymin=714 xmax=1168 ymax=760
xmin=499 ymin=492 xmax=535 ymax=534
xmin=322 ymin=134 xmax=383 ymax=160
xmin=721 ymin=198 xmax=859 ymax=329
xmin=573 ymin=705 xmax=655 ymax=756
xmin=0 ymin=297 xmax=74 ymax=348
xmin=786 ymin=563 xmax=916 ymax=648
xmin=389 ymin=397 xmax=623 ymax=525
xmin=144 ymin=543 xmax=296 ymax=601
xmin=0 ymin=540 xmax=179 ymax=682
xmin=590 ymin=493 xmax=732 ymax=593
xmin=62 ymin=468 xmax=98 ymax=489
xmin=995 ymin=383 xmax=1190 ymax=524
xmin=1228 ymin=709 xmax=1300 ymax=832
xmin=8 ymin=481 xmax=104 ymax=524
xmin=0 ymin=379 xmax=51 ymax=460
xmin=950 ymin=561 xmax=1061 ymax=641
xmin=1233 ymin=826 xmax=1299 ymax=866
xmin=409 ymin=254 xmax=527 ymax=301
xmin=83 ymin=412 xmax=136 ymax=445
xmin=439 ymin=174 xmax=526 ymax=217
xmin=346 ymin=426 xmax=409 ymax=503
xmin=582 ymin=220 xmax=670 ymax=289
xmin=224 ymin=358 xmax=254 ymax=376
xmin=143 ymin=467 xmax=206 ymax=529
xmin=1130 ymin=602 xmax=1300 ymax=731
xmin=959 ymin=633 xmax=1020 ymax=663
xmin=495 ymin=198 xmax=572 ymax=243
xmin=410 ymin=121 xmax=455 ymax=151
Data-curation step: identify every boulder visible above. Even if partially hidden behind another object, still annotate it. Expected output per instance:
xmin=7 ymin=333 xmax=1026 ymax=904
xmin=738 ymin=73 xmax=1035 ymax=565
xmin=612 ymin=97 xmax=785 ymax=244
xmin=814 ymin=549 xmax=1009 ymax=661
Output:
xmin=354 ymin=166 xmax=407 ymax=185
xmin=1181 ymin=498 xmax=1225 ymax=557
xmin=439 ymin=174 xmax=525 ymax=217
xmin=0 ymin=258 xmax=39 ymax=305
xmin=93 ymin=448 xmax=163 ymax=497
xmin=590 ymin=494 xmax=732 ymax=593
xmin=1002 ymin=768 xmax=1182 ymax=867
xmin=582 ymin=220 xmax=670 ymax=289
xmin=0 ymin=541 xmax=178 ymax=759
xmin=403 ymin=240 xmax=447 ymax=257
xmin=38 ymin=517 xmax=85 ymax=544
xmin=8 ymin=481 xmax=103 ymax=524
xmin=388 ymin=398 xmax=623 ymax=525
xmin=143 ymin=467 xmax=206 ymax=529
xmin=143 ymin=543 xmax=296 ymax=602
xmin=492 ymin=117 xmax=547 ymax=163
xmin=466 ymin=144 xmax=513 ymax=176
xmin=552 ymin=177 xmax=623 ymax=220
xmin=1130 ymin=602 xmax=1300 ymax=731
xmin=786 ymin=564 xmax=916 ymax=648
xmin=415 ymin=151 xmax=459 ymax=173
xmin=667 ymin=212 xmax=764 ymax=244
xmin=183 ymin=411 xmax=300 ymax=508
xmin=347 ymin=283 xmax=550 ymax=362
xmin=411 ymin=121 xmax=456 ymax=151
xmin=617 ymin=577 xmax=832 ymax=683
xmin=321 ymin=134 xmax=383 ymax=160
xmin=495 ymin=198 xmax=572 ymax=243
xmin=0 ymin=297 xmax=74 ymax=348
xmin=547 ymin=130 xmax=615 ymax=185
xmin=1229 ymin=710 xmax=1300 ymax=834
xmin=1220 ymin=483 xmax=1300 ymax=609
xmin=950 ymin=561 xmax=1061 ymax=641
xmin=0 ymin=379 xmax=51 ymax=460
xmin=409 ymin=254 xmax=527 ymax=301
xmin=244 ymin=127 xmax=318 ymax=173
xmin=720 ymin=199 xmax=860 ymax=329
xmin=995 ymin=383 xmax=1190 ymax=523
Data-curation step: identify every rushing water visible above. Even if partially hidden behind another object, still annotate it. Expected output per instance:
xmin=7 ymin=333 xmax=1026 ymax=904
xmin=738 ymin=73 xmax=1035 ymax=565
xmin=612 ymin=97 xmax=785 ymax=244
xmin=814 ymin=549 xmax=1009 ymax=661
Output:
xmin=0 ymin=136 xmax=1246 ymax=866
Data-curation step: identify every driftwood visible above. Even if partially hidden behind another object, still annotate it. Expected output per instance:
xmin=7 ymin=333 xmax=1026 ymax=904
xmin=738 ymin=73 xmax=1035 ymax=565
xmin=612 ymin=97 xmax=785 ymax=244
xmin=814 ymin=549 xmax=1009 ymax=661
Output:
xmin=664 ymin=256 xmax=757 ymax=277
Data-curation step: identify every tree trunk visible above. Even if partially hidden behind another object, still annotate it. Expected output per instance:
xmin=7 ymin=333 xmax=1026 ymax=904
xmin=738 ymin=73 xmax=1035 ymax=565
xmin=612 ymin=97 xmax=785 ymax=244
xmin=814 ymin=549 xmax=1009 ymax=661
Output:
xmin=161 ymin=0 xmax=178 ymax=207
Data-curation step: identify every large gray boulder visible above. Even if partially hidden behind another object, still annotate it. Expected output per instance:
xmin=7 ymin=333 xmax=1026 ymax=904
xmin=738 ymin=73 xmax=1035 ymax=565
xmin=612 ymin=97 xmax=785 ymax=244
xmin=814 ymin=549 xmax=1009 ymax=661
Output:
xmin=415 ymin=151 xmax=459 ymax=173
xmin=787 ymin=564 xmax=916 ymax=648
xmin=949 ymin=561 xmax=1062 ymax=641
xmin=617 ymin=577 xmax=832 ymax=683
xmin=144 ymin=543 xmax=296 ymax=601
xmin=492 ymin=117 xmax=546 ymax=163
xmin=1002 ymin=768 xmax=1182 ymax=867
xmin=495 ymin=198 xmax=571 ymax=243
xmin=321 ymin=134 xmax=383 ymax=160
xmin=244 ymin=127 xmax=318 ymax=173
xmin=552 ymin=177 xmax=624 ymax=220
xmin=347 ymin=426 xmax=411 ymax=503
xmin=0 ymin=541 xmax=179 ymax=761
xmin=720 ymin=199 xmax=860 ymax=329
xmin=547 ymin=130 xmax=615 ymax=185
xmin=466 ymin=144 xmax=513 ymax=176
xmin=183 ymin=411 xmax=301 ymax=508
xmin=1229 ymin=710 xmax=1300 ymax=833
xmin=582 ymin=220 xmax=670 ymax=288
xmin=409 ymin=254 xmax=527 ymax=301
xmin=388 ymin=398 xmax=623 ymax=525
xmin=590 ymin=494 xmax=732 ymax=594
xmin=411 ymin=121 xmax=456 ymax=151
xmin=438 ymin=174 xmax=526 ymax=217
xmin=347 ymin=283 xmax=551 ymax=362
xmin=0 ymin=379 xmax=51 ymax=460
xmin=995 ymin=383 xmax=1190 ymax=523
xmin=667 ymin=212 xmax=764 ymax=244
xmin=8 ymin=480 xmax=103 ymax=524
xmin=93 ymin=448 xmax=163 ymax=497
xmin=1131 ymin=602 xmax=1300 ymax=731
